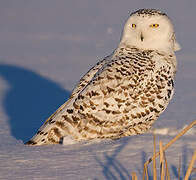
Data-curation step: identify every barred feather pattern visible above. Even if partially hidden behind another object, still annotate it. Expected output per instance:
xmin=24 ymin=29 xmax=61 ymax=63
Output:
xmin=26 ymin=45 xmax=177 ymax=145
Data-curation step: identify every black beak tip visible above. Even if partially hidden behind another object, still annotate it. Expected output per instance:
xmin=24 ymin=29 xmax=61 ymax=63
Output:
xmin=140 ymin=33 xmax=144 ymax=42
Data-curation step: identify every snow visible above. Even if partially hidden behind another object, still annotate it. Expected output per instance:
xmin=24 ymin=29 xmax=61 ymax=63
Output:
xmin=0 ymin=0 xmax=196 ymax=179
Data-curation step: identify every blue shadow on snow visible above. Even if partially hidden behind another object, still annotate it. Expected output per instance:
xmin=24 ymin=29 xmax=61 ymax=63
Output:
xmin=0 ymin=64 xmax=70 ymax=143
xmin=94 ymin=138 xmax=132 ymax=180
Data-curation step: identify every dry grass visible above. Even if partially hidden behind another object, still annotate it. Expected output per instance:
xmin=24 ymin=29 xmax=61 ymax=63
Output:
xmin=178 ymin=156 xmax=181 ymax=180
xmin=132 ymin=119 xmax=196 ymax=180
xmin=153 ymin=134 xmax=157 ymax=180
xmin=184 ymin=150 xmax=196 ymax=180
xmin=132 ymin=172 xmax=138 ymax=180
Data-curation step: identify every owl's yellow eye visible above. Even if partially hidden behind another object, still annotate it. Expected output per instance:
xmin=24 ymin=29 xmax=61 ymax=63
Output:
xmin=131 ymin=24 xmax=136 ymax=28
xmin=150 ymin=24 xmax=159 ymax=28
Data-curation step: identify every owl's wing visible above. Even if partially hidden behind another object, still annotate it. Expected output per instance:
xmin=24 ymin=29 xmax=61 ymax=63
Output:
xmin=25 ymin=55 xmax=111 ymax=145
xmin=26 ymin=52 xmax=175 ymax=145
xmin=70 ymin=57 xmax=111 ymax=98
xmin=42 ymin=56 xmax=110 ymax=123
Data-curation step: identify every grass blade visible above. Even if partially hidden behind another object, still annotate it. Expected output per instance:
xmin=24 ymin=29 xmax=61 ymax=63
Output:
xmin=144 ymin=120 xmax=196 ymax=167
xmin=178 ymin=156 xmax=181 ymax=180
xmin=153 ymin=134 xmax=157 ymax=180
xmin=159 ymin=141 xmax=165 ymax=180
xmin=164 ymin=152 xmax=170 ymax=180
xmin=131 ymin=172 xmax=138 ymax=180
xmin=184 ymin=150 xmax=196 ymax=180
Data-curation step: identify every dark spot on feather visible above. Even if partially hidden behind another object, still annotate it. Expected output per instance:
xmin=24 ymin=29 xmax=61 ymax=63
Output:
xmin=56 ymin=121 xmax=64 ymax=128
xmin=167 ymin=89 xmax=172 ymax=99
xmin=115 ymin=61 xmax=121 ymax=65
xmin=118 ymin=104 xmax=122 ymax=108
xmin=67 ymin=109 xmax=73 ymax=114
xmin=80 ymin=105 xmax=84 ymax=111
xmin=91 ymin=91 xmax=100 ymax=96
xmin=115 ymin=98 xmax=126 ymax=103
xmin=145 ymin=109 xmax=150 ymax=115
xmin=125 ymin=102 xmax=131 ymax=106
xmin=154 ymin=109 xmax=160 ymax=113
xmin=149 ymin=107 xmax=154 ymax=112
xmin=72 ymin=116 xmax=80 ymax=122
xmin=136 ymin=113 xmax=141 ymax=118
xmin=48 ymin=137 xmax=58 ymax=144
xmin=101 ymin=89 xmax=107 ymax=95
xmin=25 ymin=140 xmax=37 ymax=145
xmin=141 ymin=112 xmax=146 ymax=117
xmin=49 ymin=121 xmax=55 ymax=124
xmin=107 ymin=74 xmax=114 ymax=80
xmin=91 ymin=106 xmax=96 ymax=110
xmin=115 ymin=75 xmax=122 ymax=80
xmin=78 ymin=95 xmax=84 ymax=100
xmin=158 ymin=104 xmax=164 ymax=109
xmin=168 ymin=79 xmax=174 ymax=88
xmin=171 ymin=80 xmax=174 ymax=87
xmin=104 ymin=102 xmax=110 ymax=108
xmin=120 ymin=67 xmax=126 ymax=71
xmin=98 ymin=76 xmax=105 ymax=80
xmin=62 ymin=115 xmax=73 ymax=124
xmin=131 ymin=114 xmax=137 ymax=119
xmin=103 ymin=108 xmax=111 ymax=114
xmin=73 ymin=102 xmax=79 ymax=109
xmin=107 ymin=86 xmax=115 ymax=93
xmin=157 ymin=95 xmax=163 ymax=99
xmin=112 ymin=110 xmax=121 ymax=114
xmin=53 ymin=128 xmax=61 ymax=137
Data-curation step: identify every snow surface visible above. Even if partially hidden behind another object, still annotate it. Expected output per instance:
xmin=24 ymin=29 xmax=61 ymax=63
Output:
xmin=0 ymin=0 xmax=196 ymax=179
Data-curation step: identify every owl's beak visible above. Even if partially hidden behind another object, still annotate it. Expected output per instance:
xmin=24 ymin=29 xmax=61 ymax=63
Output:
xmin=140 ymin=33 xmax=144 ymax=42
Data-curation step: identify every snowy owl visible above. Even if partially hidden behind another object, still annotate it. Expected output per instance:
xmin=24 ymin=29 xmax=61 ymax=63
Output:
xmin=26 ymin=9 xmax=180 ymax=145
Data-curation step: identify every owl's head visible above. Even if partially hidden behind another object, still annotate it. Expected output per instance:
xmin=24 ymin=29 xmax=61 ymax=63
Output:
xmin=120 ymin=9 xmax=181 ymax=52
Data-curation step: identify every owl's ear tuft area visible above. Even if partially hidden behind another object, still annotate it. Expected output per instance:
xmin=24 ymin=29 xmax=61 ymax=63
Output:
xmin=174 ymin=41 xmax=181 ymax=51
xmin=171 ymin=33 xmax=181 ymax=52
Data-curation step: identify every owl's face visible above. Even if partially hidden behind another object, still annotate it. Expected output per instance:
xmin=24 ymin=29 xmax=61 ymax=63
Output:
xmin=120 ymin=9 xmax=180 ymax=52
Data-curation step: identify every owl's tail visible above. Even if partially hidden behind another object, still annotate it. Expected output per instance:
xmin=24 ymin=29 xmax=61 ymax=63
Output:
xmin=25 ymin=99 xmax=75 ymax=146
xmin=25 ymin=120 xmax=64 ymax=145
